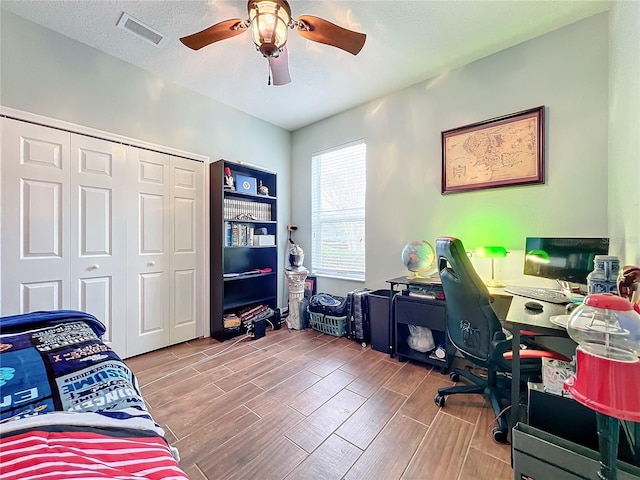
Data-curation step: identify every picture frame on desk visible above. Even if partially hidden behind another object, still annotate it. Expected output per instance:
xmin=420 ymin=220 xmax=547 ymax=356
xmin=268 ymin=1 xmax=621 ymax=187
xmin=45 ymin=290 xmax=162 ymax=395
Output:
xmin=441 ymin=105 xmax=545 ymax=194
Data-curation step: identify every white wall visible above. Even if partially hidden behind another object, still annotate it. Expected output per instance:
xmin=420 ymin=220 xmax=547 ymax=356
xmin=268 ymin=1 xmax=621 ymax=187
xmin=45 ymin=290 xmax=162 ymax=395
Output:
xmin=0 ymin=10 xmax=292 ymax=308
xmin=608 ymin=0 xmax=640 ymax=267
xmin=292 ymin=13 xmax=610 ymax=295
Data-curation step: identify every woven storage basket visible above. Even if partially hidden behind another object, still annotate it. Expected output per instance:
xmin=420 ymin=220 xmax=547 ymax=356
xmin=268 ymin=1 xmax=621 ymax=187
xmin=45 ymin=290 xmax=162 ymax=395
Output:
xmin=309 ymin=311 xmax=346 ymax=337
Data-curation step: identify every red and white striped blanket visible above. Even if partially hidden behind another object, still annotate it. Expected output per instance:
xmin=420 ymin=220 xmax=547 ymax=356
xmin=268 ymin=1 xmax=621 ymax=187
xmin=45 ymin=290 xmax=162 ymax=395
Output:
xmin=1 ymin=425 xmax=187 ymax=480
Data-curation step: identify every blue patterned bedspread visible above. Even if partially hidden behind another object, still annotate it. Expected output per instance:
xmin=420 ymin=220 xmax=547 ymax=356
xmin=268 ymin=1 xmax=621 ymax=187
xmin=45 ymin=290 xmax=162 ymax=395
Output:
xmin=0 ymin=310 xmax=147 ymax=425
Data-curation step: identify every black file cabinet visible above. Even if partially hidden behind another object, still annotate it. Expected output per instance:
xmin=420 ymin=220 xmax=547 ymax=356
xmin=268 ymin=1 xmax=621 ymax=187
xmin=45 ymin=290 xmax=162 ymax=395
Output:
xmin=394 ymin=294 xmax=454 ymax=372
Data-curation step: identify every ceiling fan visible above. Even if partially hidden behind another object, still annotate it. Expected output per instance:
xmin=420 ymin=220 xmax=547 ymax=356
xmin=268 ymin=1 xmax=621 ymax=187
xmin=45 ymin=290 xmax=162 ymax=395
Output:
xmin=180 ymin=0 xmax=366 ymax=86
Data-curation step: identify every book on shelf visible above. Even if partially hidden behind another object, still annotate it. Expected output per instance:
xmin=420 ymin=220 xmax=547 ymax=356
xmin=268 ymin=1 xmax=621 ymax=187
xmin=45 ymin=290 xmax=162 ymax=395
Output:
xmin=226 ymin=222 xmax=258 ymax=247
xmin=223 ymin=198 xmax=272 ymax=222
xmin=225 ymin=222 xmax=232 ymax=247
xmin=223 ymin=313 xmax=241 ymax=329
xmin=223 ymin=268 xmax=271 ymax=279
xmin=238 ymin=304 xmax=268 ymax=321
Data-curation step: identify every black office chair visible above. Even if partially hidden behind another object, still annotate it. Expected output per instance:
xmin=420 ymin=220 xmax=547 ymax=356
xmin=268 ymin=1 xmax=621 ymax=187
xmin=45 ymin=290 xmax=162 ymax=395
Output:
xmin=433 ymin=236 xmax=551 ymax=443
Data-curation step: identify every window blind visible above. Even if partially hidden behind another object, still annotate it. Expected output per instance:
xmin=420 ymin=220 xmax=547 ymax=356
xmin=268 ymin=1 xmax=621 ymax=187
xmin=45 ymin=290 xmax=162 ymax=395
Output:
xmin=311 ymin=140 xmax=366 ymax=280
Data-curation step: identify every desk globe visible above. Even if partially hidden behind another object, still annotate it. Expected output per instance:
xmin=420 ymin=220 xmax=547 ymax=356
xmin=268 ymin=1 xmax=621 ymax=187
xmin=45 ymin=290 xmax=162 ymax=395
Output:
xmin=401 ymin=240 xmax=435 ymax=279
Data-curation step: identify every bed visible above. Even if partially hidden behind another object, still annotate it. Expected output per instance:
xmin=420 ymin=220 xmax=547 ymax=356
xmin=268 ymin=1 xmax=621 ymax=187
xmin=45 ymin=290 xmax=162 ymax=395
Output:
xmin=0 ymin=310 xmax=188 ymax=480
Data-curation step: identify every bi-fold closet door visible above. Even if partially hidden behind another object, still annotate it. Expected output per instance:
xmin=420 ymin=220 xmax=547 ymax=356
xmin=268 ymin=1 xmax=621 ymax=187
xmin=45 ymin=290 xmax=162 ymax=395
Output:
xmin=0 ymin=117 xmax=202 ymax=358
xmin=0 ymin=118 xmax=128 ymax=355
xmin=125 ymin=148 xmax=201 ymax=357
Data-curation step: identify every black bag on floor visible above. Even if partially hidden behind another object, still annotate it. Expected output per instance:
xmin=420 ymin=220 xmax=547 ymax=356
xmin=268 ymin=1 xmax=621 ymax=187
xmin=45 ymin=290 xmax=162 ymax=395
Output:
xmin=308 ymin=293 xmax=349 ymax=316
xmin=347 ymin=288 xmax=370 ymax=346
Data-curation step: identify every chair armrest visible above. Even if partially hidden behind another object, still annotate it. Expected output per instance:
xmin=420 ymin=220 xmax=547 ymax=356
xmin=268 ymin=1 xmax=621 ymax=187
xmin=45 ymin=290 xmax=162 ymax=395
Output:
xmin=490 ymin=334 xmax=512 ymax=361
xmin=503 ymin=349 xmax=571 ymax=362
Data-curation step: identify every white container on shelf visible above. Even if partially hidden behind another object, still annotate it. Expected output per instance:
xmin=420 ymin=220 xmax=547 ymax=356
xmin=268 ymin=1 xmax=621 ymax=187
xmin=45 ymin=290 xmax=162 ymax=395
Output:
xmin=254 ymin=234 xmax=275 ymax=246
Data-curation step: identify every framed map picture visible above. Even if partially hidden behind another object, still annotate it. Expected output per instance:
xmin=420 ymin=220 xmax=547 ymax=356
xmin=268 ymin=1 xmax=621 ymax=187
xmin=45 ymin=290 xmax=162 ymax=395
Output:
xmin=441 ymin=106 xmax=544 ymax=194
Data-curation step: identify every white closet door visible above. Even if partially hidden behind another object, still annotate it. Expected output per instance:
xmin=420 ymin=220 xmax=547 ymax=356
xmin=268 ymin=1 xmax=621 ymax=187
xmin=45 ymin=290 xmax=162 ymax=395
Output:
xmin=169 ymin=156 xmax=201 ymax=344
xmin=1 ymin=118 xmax=71 ymax=314
xmin=126 ymin=147 xmax=171 ymax=356
xmin=69 ymin=135 xmax=127 ymax=357
xmin=2 ymin=115 xmax=203 ymax=357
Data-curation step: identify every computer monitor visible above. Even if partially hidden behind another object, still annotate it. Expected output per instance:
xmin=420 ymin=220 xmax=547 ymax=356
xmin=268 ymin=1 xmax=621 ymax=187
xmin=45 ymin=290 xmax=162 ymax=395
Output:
xmin=524 ymin=237 xmax=610 ymax=285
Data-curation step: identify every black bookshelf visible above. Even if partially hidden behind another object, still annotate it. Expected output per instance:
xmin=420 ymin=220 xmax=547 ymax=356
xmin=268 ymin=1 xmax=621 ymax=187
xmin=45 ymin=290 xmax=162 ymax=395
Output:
xmin=210 ymin=160 xmax=278 ymax=341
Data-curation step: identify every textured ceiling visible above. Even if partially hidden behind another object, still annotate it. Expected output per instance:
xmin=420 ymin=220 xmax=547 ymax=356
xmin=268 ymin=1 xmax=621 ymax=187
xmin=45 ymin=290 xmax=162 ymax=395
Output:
xmin=1 ymin=1 xmax=609 ymax=131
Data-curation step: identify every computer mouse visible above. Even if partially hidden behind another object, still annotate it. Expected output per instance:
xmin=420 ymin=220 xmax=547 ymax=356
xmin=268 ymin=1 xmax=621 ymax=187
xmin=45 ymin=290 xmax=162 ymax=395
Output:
xmin=524 ymin=301 xmax=544 ymax=312
xmin=566 ymin=302 xmax=579 ymax=313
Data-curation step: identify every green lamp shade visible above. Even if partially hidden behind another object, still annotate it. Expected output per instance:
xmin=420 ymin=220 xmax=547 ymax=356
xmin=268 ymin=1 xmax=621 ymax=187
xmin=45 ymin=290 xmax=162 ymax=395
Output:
xmin=475 ymin=246 xmax=508 ymax=259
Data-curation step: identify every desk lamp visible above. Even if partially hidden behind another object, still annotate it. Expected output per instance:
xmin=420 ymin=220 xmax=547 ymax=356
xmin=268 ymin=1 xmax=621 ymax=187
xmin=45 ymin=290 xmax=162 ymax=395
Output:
xmin=564 ymin=294 xmax=640 ymax=480
xmin=474 ymin=246 xmax=508 ymax=287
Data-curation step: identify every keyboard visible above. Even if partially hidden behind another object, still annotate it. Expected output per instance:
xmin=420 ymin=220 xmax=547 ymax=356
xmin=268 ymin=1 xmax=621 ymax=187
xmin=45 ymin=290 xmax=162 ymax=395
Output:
xmin=503 ymin=285 xmax=571 ymax=304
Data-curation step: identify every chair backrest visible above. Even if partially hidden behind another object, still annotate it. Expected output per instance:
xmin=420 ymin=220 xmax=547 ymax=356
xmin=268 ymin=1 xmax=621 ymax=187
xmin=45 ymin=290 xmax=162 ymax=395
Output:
xmin=436 ymin=236 xmax=503 ymax=363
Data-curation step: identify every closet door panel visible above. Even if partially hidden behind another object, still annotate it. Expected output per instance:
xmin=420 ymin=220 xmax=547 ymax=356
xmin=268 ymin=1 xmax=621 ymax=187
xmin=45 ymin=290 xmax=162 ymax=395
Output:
xmin=169 ymin=157 xmax=201 ymax=344
xmin=21 ymin=281 xmax=63 ymax=312
xmin=139 ymin=272 xmax=167 ymax=331
xmin=70 ymin=135 xmax=127 ymax=357
xmin=23 ymin=179 xmax=63 ymax=257
xmin=127 ymin=147 xmax=171 ymax=357
xmin=140 ymin=193 xmax=165 ymax=253
xmin=1 ymin=119 xmax=71 ymax=314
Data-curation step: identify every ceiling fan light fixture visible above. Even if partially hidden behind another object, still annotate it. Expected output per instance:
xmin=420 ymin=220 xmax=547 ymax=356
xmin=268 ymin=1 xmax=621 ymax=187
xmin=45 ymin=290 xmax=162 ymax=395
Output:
xmin=248 ymin=0 xmax=291 ymax=57
xmin=179 ymin=0 xmax=366 ymax=85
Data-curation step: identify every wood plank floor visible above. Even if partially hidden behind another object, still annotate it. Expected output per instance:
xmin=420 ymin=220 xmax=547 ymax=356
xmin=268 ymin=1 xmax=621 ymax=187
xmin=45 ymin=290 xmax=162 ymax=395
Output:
xmin=125 ymin=328 xmax=513 ymax=480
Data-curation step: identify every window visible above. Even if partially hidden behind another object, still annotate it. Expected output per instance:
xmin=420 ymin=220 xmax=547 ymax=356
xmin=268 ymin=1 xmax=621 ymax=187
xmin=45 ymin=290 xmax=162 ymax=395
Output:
xmin=311 ymin=140 xmax=366 ymax=281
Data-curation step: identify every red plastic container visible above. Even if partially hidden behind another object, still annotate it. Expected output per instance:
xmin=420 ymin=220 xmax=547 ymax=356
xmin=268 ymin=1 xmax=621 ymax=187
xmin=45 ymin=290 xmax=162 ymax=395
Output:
xmin=564 ymin=293 xmax=640 ymax=422
xmin=565 ymin=347 xmax=640 ymax=422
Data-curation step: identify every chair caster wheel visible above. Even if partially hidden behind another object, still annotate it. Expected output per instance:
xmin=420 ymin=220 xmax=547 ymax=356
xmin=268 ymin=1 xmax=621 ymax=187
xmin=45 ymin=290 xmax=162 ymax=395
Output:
xmin=434 ymin=394 xmax=446 ymax=407
xmin=492 ymin=427 xmax=508 ymax=444
xmin=449 ymin=371 xmax=459 ymax=382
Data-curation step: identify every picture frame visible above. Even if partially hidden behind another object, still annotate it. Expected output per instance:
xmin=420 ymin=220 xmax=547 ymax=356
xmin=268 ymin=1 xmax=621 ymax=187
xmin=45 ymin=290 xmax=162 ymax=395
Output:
xmin=236 ymin=174 xmax=257 ymax=195
xmin=441 ymin=106 xmax=544 ymax=194
xmin=304 ymin=276 xmax=317 ymax=299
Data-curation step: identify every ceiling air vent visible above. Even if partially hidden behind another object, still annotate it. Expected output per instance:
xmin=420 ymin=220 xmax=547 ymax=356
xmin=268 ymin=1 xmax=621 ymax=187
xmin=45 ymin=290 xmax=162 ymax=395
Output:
xmin=117 ymin=13 xmax=167 ymax=47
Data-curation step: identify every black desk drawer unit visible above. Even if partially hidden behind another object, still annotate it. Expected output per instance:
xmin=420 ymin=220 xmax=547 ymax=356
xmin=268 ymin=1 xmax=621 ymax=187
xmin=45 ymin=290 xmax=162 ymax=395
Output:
xmin=513 ymin=423 xmax=640 ymax=480
xmin=394 ymin=294 xmax=454 ymax=372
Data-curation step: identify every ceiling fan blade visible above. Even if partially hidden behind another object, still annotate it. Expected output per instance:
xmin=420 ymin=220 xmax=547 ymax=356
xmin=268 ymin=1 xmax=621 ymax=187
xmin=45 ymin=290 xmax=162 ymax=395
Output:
xmin=268 ymin=47 xmax=291 ymax=86
xmin=180 ymin=19 xmax=247 ymax=51
xmin=296 ymin=15 xmax=366 ymax=55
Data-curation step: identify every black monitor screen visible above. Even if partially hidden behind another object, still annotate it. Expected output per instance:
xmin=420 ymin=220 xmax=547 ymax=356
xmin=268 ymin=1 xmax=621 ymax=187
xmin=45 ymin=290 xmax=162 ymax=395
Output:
xmin=524 ymin=237 xmax=610 ymax=285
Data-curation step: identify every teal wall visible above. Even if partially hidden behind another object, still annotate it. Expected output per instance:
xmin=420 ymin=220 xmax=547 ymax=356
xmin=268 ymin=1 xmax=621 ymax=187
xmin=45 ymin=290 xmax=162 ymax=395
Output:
xmin=291 ymin=13 xmax=611 ymax=293
xmin=0 ymin=10 xmax=293 ymax=308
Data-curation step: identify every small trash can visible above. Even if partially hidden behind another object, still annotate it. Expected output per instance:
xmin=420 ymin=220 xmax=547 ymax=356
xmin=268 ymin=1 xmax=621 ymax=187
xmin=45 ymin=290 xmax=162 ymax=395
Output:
xmin=368 ymin=289 xmax=392 ymax=353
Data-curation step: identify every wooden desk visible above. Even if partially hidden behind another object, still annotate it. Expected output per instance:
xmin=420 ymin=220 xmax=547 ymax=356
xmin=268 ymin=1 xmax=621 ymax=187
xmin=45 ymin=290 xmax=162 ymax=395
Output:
xmin=498 ymin=290 xmax=571 ymax=428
